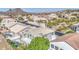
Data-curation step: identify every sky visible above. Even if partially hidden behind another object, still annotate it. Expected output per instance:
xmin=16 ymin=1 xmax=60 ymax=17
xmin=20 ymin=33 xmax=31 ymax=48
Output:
xmin=0 ymin=8 xmax=78 ymax=13
xmin=23 ymin=8 xmax=67 ymax=13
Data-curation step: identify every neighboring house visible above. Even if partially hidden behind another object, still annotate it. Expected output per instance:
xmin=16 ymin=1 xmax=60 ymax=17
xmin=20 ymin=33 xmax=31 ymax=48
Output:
xmin=32 ymin=16 xmax=48 ymax=22
xmin=70 ymin=12 xmax=79 ymax=17
xmin=61 ymin=13 xmax=69 ymax=19
xmin=0 ymin=15 xmax=10 ymax=18
xmin=9 ymin=23 xmax=26 ymax=34
xmin=25 ymin=27 xmax=56 ymax=41
xmin=68 ymin=16 xmax=77 ymax=20
xmin=50 ymin=33 xmax=79 ymax=50
xmin=1 ymin=17 xmax=55 ymax=45
xmin=4 ymin=23 xmax=28 ymax=44
xmin=1 ymin=18 xmax=17 ymax=28
xmin=26 ymin=21 xmax=40 ymax=27
xmin=48 ymin=13 xmax=58 ymax=20
xmin=70 ymin=23 xmax=79 ymax=32
xmin=3 ymin=21 xmax=55 ymax=45
xmin=26 ymin=21 xmax=46 ymax=28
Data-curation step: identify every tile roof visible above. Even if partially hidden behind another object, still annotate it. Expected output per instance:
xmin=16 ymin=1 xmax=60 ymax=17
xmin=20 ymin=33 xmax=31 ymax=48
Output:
xmin=51 ymin=33 xmax=79 ymax=50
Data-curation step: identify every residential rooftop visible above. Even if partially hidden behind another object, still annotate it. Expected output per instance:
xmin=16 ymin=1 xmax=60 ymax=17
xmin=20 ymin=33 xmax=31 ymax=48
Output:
xmin=51 ymin=33 xmax=79 ymax=50
xmin=9 ymin=23 xmax=27 ymax=34
xmin=26 ymin=27 xmax=54 ymax=36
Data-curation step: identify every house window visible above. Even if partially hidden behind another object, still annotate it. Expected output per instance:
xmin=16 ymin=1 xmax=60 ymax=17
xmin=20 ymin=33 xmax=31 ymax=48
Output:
xmin=51 ymin=44 xmax=54 ymax=48
xmin=55 ymin=46 xmax=59 ymax=50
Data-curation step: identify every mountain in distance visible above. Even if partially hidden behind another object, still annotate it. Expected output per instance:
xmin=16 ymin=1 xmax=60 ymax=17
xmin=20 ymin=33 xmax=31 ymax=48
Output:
xmin=0 ymin=8 xmax=79 ymax=15
xmin=0 ymin=8 xmax=27 ymax=15
xmin=5 ymin=8 xmax=27 ymax=15
xmin=0 ymin=8 xmax=53 ymax=15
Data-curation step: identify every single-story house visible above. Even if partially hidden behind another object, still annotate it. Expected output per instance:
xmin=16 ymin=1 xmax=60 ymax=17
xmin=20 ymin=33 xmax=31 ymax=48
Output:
xmin=70 ymin=23 xmax=79 ymax=32
xmin=50 ymin=33 xmax=79 ymax=50
xmin=1 ymin=18 xmax=17 ymax=28
xmin=25 ymin=27 xmax=56 ymax=41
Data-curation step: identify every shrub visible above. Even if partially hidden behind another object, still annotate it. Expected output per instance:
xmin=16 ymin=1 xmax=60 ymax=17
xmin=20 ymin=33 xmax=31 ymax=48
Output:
xmin=28 ymin=37 xmax=50 ymax=50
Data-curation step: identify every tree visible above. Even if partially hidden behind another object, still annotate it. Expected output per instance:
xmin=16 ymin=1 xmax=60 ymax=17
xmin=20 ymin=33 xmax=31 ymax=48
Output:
xmin=27 ymin=14 xmax=34 ymax=22
xmin=7 ymin=39 xmax=27 ymax=50
xmin=47 ymin=21 xmax=56 ymax=28
xmin=17 ymin=43 xmax=27 ymax=50
xmin=7 ymin=39 xmax=18 ymax=49
xmin=18 ymin=17 xmax=24 ymax=22
xmin=47 ymin=21 xmax=52 ymax=28
xmin=28 ymin=37 xmax=50 ymax=50
xmin=0 ymin=17 xmax=3 ymax=23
